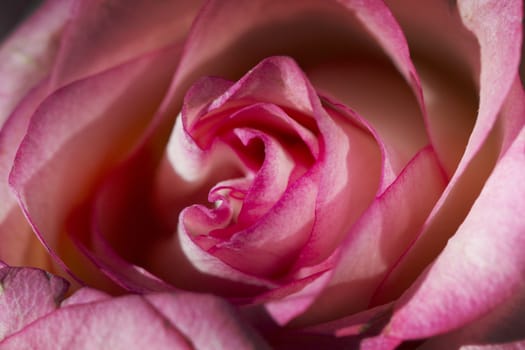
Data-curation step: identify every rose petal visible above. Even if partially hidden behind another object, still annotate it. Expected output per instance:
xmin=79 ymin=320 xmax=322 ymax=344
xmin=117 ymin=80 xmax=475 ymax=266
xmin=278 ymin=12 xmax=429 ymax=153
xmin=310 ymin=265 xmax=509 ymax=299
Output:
xmin=384 ymin=0 xmax=481 ymax=172
xmin=0 ymin=0 xmax=72 ymax=268
xmin=60 ymin=287 xmax=110 ymax=307
xmin=308 ymin=60 xmax=427 ymax=191
xmin=385 ymin=126 xmax=525 ymax=339
xmin=9 ymin=44 xmax=181 ymax=287
xmin=306 ymin=146 xmax=446 ymax=320
xmin=373 ymin=0 xmax=525 ymax=307
xmin=0 ymin=0 xmax=71 ymax=125
xmin=0 ymin=266 xmax=68 ymax=341
xmin=0 ymin=81 xmax=52 ymax=267
xmin=266 ymin=145 xmax=446 ymax=325
xmin=145 ymin=292 xmax=269 ymax=349
xmin=418 ymin=286 xmax=525 ymax=349
xmin=0 ymin=267 xmax=267 ymax=349
xmin=1 ymin=294 xmax=193 ymax=349
xmin=50 ymin=0 xmax=203 ymax=88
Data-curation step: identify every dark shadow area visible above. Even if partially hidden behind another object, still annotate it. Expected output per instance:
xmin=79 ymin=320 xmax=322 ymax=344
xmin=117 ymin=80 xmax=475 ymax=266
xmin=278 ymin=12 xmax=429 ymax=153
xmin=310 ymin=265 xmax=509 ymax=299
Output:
xmin=0 ymin=0 xmax=42 ymax=42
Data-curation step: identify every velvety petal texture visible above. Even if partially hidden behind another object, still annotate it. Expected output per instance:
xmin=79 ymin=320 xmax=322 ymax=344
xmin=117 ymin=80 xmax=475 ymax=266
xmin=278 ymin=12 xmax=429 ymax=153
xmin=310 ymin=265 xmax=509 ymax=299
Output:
xmin=0 ymin=266 xmax=68 ymax=342
xmin=0 ymin=266 xmax=267 ymax=349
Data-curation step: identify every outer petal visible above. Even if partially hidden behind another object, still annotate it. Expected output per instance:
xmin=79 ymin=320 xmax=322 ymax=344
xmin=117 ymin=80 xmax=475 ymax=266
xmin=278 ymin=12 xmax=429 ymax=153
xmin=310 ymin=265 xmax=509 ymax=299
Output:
xmin=0 ymin=266 xmax=68 ymax=341
xmin=9 ymin=44 xmax=181 ymax=288
xmin=49 ymin=0 xmax=203 ymax=88
xmin=375 ymin=0 xmax=525 ymax=307
xmin=0 ymin=289 xmax=267 ymax=349
xmin=419 ymin=287 xmax=525 ymax=349
xmin=384 ymin=0 xmax=481 ymax=175
xmin=0 ymin=81 xmax=52 ymax=267
xmin=145 ymin=292 xmax=269 ymax=350
xmin=384 ymin=125 xmax=525 ymax=339
xmin=0 ymin=0 xmax=73 ymax=268
xmin=0 ymin=294 xmax=194 ymax=349
xmin=0 ymin=0 xmax=71 ymax=125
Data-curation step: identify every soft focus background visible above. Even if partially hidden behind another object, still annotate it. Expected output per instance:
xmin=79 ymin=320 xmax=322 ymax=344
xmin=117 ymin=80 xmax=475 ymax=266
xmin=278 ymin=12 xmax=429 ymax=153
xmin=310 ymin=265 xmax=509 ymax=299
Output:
xmin=0 ymin=0 xmax=42 ymax=41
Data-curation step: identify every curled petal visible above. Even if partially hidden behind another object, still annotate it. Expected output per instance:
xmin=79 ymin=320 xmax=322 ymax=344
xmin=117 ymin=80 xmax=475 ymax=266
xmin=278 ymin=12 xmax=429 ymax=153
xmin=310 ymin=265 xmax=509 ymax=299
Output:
xmin=9 ymin=44 xmax=181 ymax=287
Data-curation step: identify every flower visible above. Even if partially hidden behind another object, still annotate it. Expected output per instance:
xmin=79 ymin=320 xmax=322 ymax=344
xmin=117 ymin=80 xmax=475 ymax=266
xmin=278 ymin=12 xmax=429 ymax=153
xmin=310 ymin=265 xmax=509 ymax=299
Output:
xmin=0 ymin=0 xmax=523 ymax=349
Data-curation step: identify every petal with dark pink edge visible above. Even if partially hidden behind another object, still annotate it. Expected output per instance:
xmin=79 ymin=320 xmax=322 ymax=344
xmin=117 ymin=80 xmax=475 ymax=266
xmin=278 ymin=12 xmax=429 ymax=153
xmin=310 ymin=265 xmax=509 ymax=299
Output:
xmin=0 ymin=266 xmax=68 ymax=341
xmin=384 ymin=0 xmax=481 ymax=177
xmin=309 ymin=62 xmax=427 ymax=192
xmin=0 ymin=81 xmax=52 ymax=268
xmin=264 ymin=146 xmax=445 ymax=326
xmin=455 ymin=0 xmax=523 ymax=168
xmin=372 ymin=0 xmax=525 ymax=307
xmin=295 ymin=146 xmax=445 ymax=325
xmin=9 ymin=45 xmax=180 ymax=289
xmin=335 ymin=0 xmax=427 ymax=127
xmin=294 ymin=99 xmax=381 ymax=267
xmin=50 ymin=0 xmax=203 ymax=88
xmin=209 ymin=160 xmax=319 ymax=278
xmin=178 ymin=216 xmax=278 ymax=290
xmin=385 ymin=126 xmax=525 ymax=340
xmin=0 ymin=0 xmax=71 ymax=125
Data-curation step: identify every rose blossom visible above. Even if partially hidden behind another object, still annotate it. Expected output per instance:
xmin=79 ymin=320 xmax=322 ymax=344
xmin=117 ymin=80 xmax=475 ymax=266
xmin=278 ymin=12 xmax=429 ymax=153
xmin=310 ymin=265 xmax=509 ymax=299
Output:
xmin=0 ymin=0 xmax=524 ymax=349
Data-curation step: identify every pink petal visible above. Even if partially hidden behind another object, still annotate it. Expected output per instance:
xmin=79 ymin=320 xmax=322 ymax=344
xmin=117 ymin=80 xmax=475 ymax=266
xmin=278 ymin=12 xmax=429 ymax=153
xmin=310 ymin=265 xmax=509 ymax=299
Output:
xmin=0 ymin=266 xmax=68 ymax=341
xmin=0 ymin=80 xmax=51 ymax=267
xmin=266 ymin=146 xmax=446 ymax=325
xmin=0 ymin=0 xmax=71 ymax=125
xmin=1 ymin=294 xmax=193 ymax=349
xmin=209 ymin=163 xmax=319 ymax=277
xmin=163 ymin=0 xmax=344 ymax=104
xmin=385 ymin=126 xmax=525 ymax=339
xmin=9 ymin=44 xmax=180 ymax=287
xmin=308 ymin=61 xmax=427 ymax=191
xmin=0 ymin=280 xmax=268 ymax=349
xmin=418 ymin=288 xmax=525 ymax=349
xmin=0 ymin=0 xmax=73 ymax=268
xmin=60 ymin=287 xmax=110 ymax=307
xmin=178 ymin=216 xmax=278 ymax=291
xmin=455 ymin=0 xmax=523 ymax=165
xmin=304 ymin=147 xmax=445 ymax=321
xmin=384 ymin=0 xmax=481 ymax=176
xmin=158 ymin=0 xmax=417 ymax=121
xmin=373 ymin=0 xmax=525 ymax=307
xmin=294 ymin=100 xmax=381 ymax=267
xmin=50 ymin=0 xmax=203 ymax=88
xmin=145 ymin=292 xmax=269 ymax=349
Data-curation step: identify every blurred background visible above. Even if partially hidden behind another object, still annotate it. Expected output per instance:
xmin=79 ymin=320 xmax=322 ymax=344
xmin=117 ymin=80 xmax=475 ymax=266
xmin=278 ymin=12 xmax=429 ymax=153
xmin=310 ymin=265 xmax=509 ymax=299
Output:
xmin=0 ymin=0 xmax=42 ymax=41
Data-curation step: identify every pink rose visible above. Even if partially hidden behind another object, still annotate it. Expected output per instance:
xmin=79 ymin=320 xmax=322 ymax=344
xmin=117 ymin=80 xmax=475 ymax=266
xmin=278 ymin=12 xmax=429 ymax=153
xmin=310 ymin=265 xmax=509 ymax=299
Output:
xmin=0 ymin=0 xmax=523 ymax=349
